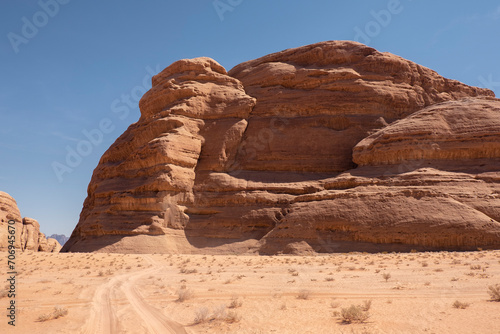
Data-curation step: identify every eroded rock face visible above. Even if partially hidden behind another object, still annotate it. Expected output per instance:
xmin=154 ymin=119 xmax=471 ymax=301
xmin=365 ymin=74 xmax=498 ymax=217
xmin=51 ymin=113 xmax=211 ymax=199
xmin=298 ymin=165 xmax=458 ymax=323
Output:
xmin=228 ymin=41 xmax=492 ymax=172
xmin=0 ymin=191 xmax=61 ymax=252
xmin=353 ymin=98 xmax=500 ymax=165
xmin=62 ymin=41 xmax=500 ymax=254
xmin=0 ymin=191 xmax=23 ymax=249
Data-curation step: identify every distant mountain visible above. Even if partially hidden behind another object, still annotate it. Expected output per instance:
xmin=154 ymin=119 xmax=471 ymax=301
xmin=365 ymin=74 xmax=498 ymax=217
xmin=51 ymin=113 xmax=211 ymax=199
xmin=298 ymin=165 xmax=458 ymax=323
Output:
xmin=49 ymin=234 xmax=69 ymax=246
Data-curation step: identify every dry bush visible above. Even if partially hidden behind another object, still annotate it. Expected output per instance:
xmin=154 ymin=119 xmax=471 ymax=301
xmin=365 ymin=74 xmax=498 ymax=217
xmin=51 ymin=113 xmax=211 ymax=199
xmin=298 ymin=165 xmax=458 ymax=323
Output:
xmin=176 ymin=288 xmax=193 ymax=302
xmin=340 ymin=304 xmax=370 ymax=324
xmin=489 ymin=284 xmax=500 ymax=302
xmin=36 ymin=306 xmax=68 ymax=322
xmin=228 ymin=296 xmax=242 ymax=309
xmin=193 ymin=307 xmax=209 ymax=324
xmin=192 ymin=304 xmax=242 ymax=324
xmin=452 ymin=300 xmax=470 ymax=309
xmin=382 ymin=273 xmax=391 ymax=282
xmin=52 ymin=306 xmax=68 ymax=319
xmin=297 ymin=289 xmax=311 ymax=300
xmin=37 ymin=313 xmax=51 ymax=322
xmin=330 ymin=300 xmax=340 ymax=308
xmin=362 ymin=300 xmax=372 ymax=312
xmin=212 ymin=304 xmax=227 ymax=320
xmin=225 ymin=310 xmax=241 ymax=323
xmin=179 ymin=268 xmax=197 ymax=274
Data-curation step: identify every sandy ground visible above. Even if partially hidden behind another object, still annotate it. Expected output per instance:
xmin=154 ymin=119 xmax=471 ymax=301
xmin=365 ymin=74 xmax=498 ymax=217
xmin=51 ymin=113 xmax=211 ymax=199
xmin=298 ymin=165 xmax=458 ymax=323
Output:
xmin=1 ymin=250 xmax=500 ymax=334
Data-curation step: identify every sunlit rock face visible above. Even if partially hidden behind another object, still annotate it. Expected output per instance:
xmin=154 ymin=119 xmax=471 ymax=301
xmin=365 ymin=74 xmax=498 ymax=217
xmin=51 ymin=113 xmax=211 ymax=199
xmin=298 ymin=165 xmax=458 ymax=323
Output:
xmin=62 ymin=41 xmax=500 ymax=254
xmin=0 ymin=191 xmax=61 ymax=252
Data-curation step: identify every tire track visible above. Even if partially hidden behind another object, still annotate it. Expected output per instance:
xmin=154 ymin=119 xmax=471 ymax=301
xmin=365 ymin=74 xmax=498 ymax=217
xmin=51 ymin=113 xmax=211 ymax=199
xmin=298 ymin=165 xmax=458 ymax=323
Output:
xmin=80 ymin=256 xmax=186 ymax=334
xmin=80 ymin=274 xmax=120 ymax=334
xmin=122 ymin=270 xmax=187 ymax=334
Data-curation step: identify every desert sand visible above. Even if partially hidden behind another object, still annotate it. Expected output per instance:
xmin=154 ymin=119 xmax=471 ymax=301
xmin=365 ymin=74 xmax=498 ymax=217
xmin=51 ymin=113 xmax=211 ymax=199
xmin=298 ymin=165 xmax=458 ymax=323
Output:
xmin=1 ymin=250 xmax=499 ymax=333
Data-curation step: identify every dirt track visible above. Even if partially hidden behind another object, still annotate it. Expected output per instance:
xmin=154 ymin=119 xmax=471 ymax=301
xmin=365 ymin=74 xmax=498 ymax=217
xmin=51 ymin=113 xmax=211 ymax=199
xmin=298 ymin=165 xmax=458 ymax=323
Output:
xmin=81 ymin=256 xmax=186 ymax=334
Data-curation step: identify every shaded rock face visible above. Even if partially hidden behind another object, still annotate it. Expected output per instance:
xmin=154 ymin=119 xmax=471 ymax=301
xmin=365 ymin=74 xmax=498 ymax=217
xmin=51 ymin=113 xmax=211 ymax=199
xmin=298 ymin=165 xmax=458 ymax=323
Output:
xmin=62 ymin=41 xmax=500 ymax=254
xmin=0 ymin=191 xmax=61 ymax=252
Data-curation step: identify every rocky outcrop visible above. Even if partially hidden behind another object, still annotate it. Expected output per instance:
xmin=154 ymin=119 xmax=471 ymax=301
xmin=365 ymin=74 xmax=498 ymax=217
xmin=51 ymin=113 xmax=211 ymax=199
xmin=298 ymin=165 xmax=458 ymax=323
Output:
xmin=38 ymin=233 xmax=62 ymax=253
xmin=62 ymin=41 xmax=500 ymax=254
xmin=21 ymin=217 xmax=40 ymax=251
xmin=228 ymin=41 xmax=492 ymax=173
xmin=49 ymin=234 xmax=69 ymax=246
xmin=0 ymin=191 xmax=23 ymax=249
xmin=353 ymin=97 xmax=500 ymax=165
xmin=0 ymin=191 xmax=61 ymax=252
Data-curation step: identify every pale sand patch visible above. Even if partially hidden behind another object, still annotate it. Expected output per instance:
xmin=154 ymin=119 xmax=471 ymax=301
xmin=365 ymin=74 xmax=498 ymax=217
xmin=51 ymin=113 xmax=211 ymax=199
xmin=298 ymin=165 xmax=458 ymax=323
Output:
xmin=0 ymin=250 xmax=499 ymax=333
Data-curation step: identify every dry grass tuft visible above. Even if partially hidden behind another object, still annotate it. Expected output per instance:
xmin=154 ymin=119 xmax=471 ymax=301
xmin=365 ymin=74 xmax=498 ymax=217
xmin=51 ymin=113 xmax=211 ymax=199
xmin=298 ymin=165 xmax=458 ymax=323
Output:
xmin=339 ymin=304 xmax=370 ymax=324
xmin=37 ymin=306 xmax=68 ymax=322
xmin=176 ymin=288 xmax=193 ymax=302
xmin=193 ymin=307 xmax=210 ymax=324
xmin=488 ymin=284 xmax=500 ymax=302
xmin=297 ymin=289 xmax=311 ymax=300
xmin=228 ymin=296 xmax=242 ymax=309
xmin=452 ymin=300 xmax=470 ymax=309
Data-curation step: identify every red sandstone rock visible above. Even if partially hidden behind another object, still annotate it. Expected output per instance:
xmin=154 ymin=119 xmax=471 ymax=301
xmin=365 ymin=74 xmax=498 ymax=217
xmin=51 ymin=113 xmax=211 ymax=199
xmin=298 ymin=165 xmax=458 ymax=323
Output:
xmin=62 ymin=41 xmax=500 ymax=254
xmin=353 ymin=97 xmax=500 ymax=165
xmin=0 ymin=191 xmax=61 ymax=252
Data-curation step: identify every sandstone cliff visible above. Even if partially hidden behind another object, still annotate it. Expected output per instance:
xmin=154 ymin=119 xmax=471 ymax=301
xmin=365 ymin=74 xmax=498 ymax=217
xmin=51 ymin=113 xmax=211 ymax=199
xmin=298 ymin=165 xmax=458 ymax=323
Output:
xmin=62 ymin=41 xmax=500 ymax=254
xmin=0 ymin=191 xmax=61 ymax=252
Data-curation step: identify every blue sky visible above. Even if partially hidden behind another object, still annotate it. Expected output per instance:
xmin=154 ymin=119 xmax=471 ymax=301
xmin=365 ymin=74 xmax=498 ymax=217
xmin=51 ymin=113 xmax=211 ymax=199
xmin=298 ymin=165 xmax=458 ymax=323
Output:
xmin=1 ymin=0 xmax=499 ymax=236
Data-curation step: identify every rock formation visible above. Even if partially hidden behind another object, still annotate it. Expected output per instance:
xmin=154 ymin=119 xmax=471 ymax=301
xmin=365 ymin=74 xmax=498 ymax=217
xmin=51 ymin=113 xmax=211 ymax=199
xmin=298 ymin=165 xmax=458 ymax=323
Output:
xmin=62 ymin=41 xmax=500 ymax=254
xmin=49 ymin=234 xmax=69 ymax=246
xmin=0 ymin=191 xmax=61 ymax=252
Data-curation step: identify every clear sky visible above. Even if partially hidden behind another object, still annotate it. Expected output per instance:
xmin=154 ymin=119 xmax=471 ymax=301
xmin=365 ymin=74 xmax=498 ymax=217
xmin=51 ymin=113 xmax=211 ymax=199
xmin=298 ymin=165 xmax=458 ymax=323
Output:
xmin=1 ymin=0 xmax=499 ymax=237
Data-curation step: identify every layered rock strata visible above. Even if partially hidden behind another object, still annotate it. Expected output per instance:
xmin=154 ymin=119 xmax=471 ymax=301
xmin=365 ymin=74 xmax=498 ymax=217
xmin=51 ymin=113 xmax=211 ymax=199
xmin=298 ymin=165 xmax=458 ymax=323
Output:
xmin=0 ymin=191 xmax=61 ymax=252
xmin=62 ymin=41 xmax=500 ymax=254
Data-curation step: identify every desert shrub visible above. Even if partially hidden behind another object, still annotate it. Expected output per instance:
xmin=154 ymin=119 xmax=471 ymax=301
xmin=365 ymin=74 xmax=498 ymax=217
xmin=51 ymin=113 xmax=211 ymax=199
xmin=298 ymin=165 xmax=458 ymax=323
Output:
xmin=297 ymin=289 xmax=311 ymax=300
xmin=225 ymin=310 xmax=241 ymax=323
xmin=193 ymin=307 xmax=209 ymax=324
xmin=179 ymin=268 xmax=197 ymax=274
xmin=382 ymin=273 xmax=391 ymax=282
xmin=488 ymin=284 xmax=500 ymax=302
xmin=176 ymin=288 xmax=193 ymax=302
xmin=36 ymin=306 xmax=68 ymax=322
xmin=228 ymin=296 xmax=242 ymax=309
xmin=362 ymin=300 xmax=372 ymax=312
xmin=37 ymin=313 xmax=52 ymax=322
xmin=52 ymin=306 xmax=68 ymax=319
xmin=212 ymin=304 xmax=227 ymax=320
xmin=340 ymin=304 xmax=370 ymax=324
xmin=452 ymin=300 xmax=470 ymax=309
xmin=330 ymin=300 xmax=340 ymax=308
